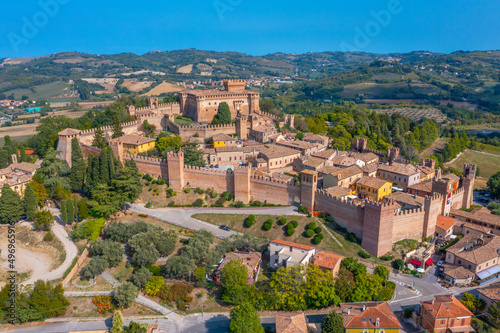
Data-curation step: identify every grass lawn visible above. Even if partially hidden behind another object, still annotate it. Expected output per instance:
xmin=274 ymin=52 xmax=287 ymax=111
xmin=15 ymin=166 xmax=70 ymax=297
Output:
xmin=108 ymin=261 xmax=133 ymax=283
xmin=447 ymin=149 xmax=500 ymax=188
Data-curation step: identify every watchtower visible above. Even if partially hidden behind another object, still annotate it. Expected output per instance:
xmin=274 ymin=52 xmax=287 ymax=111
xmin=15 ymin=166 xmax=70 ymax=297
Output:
xmin=462 ymin=164 xmax=476 ymax=209
xmin=223 ymin=79 xmax=246 ymax=92
xmin=300 ymin=170 xmax=318 ymax=212
xmin=148 ymin=97 xmax=159 ymax=109
xmin=361 ymin=199 xmax=398 ymax=257
xmin=353 ymin=137 xmax=367 ymax=152
xmin=387 ymin=147 xmax=400 ymax=161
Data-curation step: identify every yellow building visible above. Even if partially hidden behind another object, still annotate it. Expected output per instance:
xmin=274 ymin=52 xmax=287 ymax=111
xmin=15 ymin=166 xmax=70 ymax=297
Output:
xmin=356 ymin=176 xmax=392 ymax=201
xmin=118 ymin=134 xmax=156 ymax=154
xmin=212 ymin=133 xmax=237 ymax=148
xmin=341 ymin=302 xmax=402 ymax=333
xmin=0 ymin=162 xmax=39 ymax=197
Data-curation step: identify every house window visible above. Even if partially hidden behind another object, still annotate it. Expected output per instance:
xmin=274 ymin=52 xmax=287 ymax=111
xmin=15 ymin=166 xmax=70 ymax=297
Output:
xmin=458 ymin=260 xmax=461 ymax=264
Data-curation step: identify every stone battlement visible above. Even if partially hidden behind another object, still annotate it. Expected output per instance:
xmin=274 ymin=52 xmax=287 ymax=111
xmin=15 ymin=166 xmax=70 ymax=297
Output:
xmin=183 ymin=165 xmax=232 ymax=174
xmin=250 ymin=175 xmax=299 ymax=187
xmin=124 ymin=154 xmax=164 ymax=163
xmin=315 ymin=189 xmax=359 ymax=207
xmin=79 ymin=120 xmax=139 ymax=137
xmin=395 ymin=208 xmax=424 ymax=216
xmin=178 ymin=123 xmax=236 ymax=130
xmin=134 ymin=102 xmax=180 ymax=113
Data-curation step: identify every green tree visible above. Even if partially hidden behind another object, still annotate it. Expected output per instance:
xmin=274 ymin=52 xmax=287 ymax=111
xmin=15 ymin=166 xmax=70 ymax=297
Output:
xmin=321 ymin=311 xmax=344 ymax=333
xmin=182 ymin=141 xmax=205 ymax=166
xmin=132 ymin=243 xmax=160 ymax=267
xmin=107 ymin=148 xmax=116 ymax=181
xmin=24 ymin=184 xmax=37 ymax=220
xmin=29 ymin=180 xmax=48 ymax=207
xmin=34 ymin=210 xmax=54 ymax=231
xmin=0 ymin=184 xmax=24 ymax=224
xmin=269 ymin=265 xmax=307 ymax=311
xmin=194 ymin=267 xmax=206 ymax=280
xmin=112 ymin=164 xmax=142 ymax=211
xmin=142 ymin=120 xmax=156 ymax=137
xmin=144 ymin=276 xmax=165 ymax=296
xmin=36 ymin=148 xmax=70 ymax=195
xmin=27 ymin=281 xmax=69 ymax=319
xmin=99 ymin=150 xmax=110 ymax=185
xmin=304 ymin=264 xmax=340 ymax=308
xmin=69 ymin=138 xmax=86 ymax=191
xmin=488 ymin=171 xmax=500 ymax=199
xmin=132 ymin=267 xmax=153 ymax=289
xmin=112 ymin=120 xmax=124 ymax=139
xmin=92 ymin=127 xmax=107 ymax=149
xmin=114 ymin=282 xmax=138 ymax=309
xmin=229 ymin=302 xmax=264 ymax=333
xmin=212 ymin=102 xmax=232 ymax=125
xmin=60 ymin=200 xmax=68 ymax=224
xmin=67 ymin=199 xmax=75 ymax=224
xmin=110 ymin=310 xmax=124 ymax=333
xmin=78 ymin=199 xmax=90 ymax=219
xmin=374 ymin=265 xmax=390 ymax=280
xmin=19 ymin=146 xmax=27 ymax=162
xmin=156 ymin=136 xmax=183 ymax=152
xmin=334 ymin=268 xmax=356 ymax=303
xmin=91 ymin=239 xmax=124 ymax=267
xmin=221 ymin=259 xmax=251 ymax=305
xmin=488 ymin=301 xmax=500 ymax=328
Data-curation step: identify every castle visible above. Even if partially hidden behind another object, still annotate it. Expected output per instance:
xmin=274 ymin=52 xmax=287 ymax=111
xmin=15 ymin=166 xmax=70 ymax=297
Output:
xmin=55 ymin=81 xmax=479 ymax=257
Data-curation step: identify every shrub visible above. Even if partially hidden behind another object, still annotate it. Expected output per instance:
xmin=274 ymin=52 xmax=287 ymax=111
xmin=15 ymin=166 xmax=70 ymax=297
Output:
xmin=318 ymin=212 xmax=327 ymax=218
xmin=138 ymin=213 xmax=148 ymax=218
xmin=168 ymin=201 xmax=176 ymax=207
xmin=290 ymin=220 xmax=298 ymax=228
xmin=298 ymin=205 xmax=308 ymax=214
xmin=314 ymin=227 xmax=322 ymax=233
xmin=210 ymin=191 xmax=218 ymax=198
xmin=193 ymin=199 xmax=203 ymax=207
xmin=287 ymin=223 xmax=295 ymax=230
xmin=247 ymin=215 xmax=256 ymax=223
xmin=158 ymin=179 xmax=166 ymax=185
xmin=313 ymin=236 xmax=322 ymax=244
xmin=252 ymin=200 xmax=263 ymax=207
xmin=286 ymin=228 xmax=295 ymax=236
xmin=220 ymin=192 xmax=233 ymax=201
xmin=146 ymin=266 xmax=163 ymax=276
xmin=317 ymin=233 xmax=324 ymax=239
xmin=347 ymin=233 xmax=359 ymax=243
xmin=92 ymin=296 xmax=113 ymax=314
xmin=233 ymin=201 xmax=244 ymax=208
xmin=143 ymin=174 xmax=153 ymax=181
xmin=244 ymin=218 xmax=254 ymax=228
xmin=266 ymin=218 xmax=273 ymax=225
xmin=197 ymin=188 xmax=204 ymax=194
xmin=307 ymin=222 xmax=317 ymax=230
xmin=380 ymin=255 xmax=393 ymax=261
xmin=166 ymin=284 xmax=194 ymax=302
xmin=358 ymin=250 xmax=371 ymax=259
xmin=43 ymin=231 xmax=55 ymax=242
xmin=263 ymin=222 xmax=272 ymax=231
xmin=184 ymin=188 xmax=191 ymax=193
xmin=145 ymin=276 xmax=165 ymax=296
xmin=145 ymin=202 xmax=152 ymax=208
xmin=305 ymin=229 xmax=315 ymax=237
xmin=325 ymin=215 xmax=334 ymax=223
xmin=278 ymin=217 xmax=287 ymax=225
xmin=71 ymin=218 xmax=106 ymax=242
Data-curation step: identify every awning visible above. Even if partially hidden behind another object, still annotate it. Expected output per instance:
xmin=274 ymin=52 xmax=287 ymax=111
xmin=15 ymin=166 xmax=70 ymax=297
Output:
xmin=410 ymin=259 xmax=422 ymax=266
xmin=425 ymin=258 xmax=434 ymax=266
xmin=477 ymin=265 xmax=500 ymax=280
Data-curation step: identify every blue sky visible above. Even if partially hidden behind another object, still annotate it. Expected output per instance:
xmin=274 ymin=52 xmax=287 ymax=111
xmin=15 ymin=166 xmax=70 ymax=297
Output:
xmin=0 ymin=0 xmax=498 ymax=58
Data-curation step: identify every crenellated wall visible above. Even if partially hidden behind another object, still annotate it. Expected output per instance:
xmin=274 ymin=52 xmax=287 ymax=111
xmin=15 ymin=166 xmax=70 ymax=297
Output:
xmin=79 ymin=120 xmax=140 ymax=145
xmin=392 ymin=208 xmax=426 ymax=242
xmin=249 ymin=176 xmax=301 ymax=205
xmin=166 ymin=119 xmax=237 ymax=140
xmin=123 ymin=154 xmax=169 ymax=180
xmin=451 ymin=187 xmax=465 ymax=210
xmin=80 ymin=143 xmax=101 ymax=157
xmin=183 ymin=165 xmax=234 ymax=193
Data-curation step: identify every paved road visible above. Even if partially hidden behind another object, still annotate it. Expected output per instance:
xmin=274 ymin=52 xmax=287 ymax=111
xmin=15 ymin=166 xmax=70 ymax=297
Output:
xmin=127 ymin=204 xmax=301 ymax=238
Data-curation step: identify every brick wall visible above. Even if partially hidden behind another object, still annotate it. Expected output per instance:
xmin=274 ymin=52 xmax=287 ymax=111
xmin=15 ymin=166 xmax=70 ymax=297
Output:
xmin=80 ymin=143 xmax=101 ymax=157
xmin=62 ymin=244 xmax=90 ymax=287
xmin=249 ymin=176 xmax=300 ymax=205
xmin=184 ymin=166 xmax=234 ymax=193
xmin=392 ymin=208 xmax=426 ymax=242
xmin=123 ymin=155 xmax=169 ymax=180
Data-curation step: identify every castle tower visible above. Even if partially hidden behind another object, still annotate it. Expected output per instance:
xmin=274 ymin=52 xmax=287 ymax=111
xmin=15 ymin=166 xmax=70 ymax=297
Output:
xmin=56 ymin=128 xmax=82 ymax=167
xmin=353 ymin=137 xmax=367 ymax=152
xmin=236 ymin=116 xmax=249 ymax=140
xmin=422 ymin=157 xmax=436 ymax=169
xmin=387 ymin=147 xmax=400 ymax=161
xmin=148 ymin=97 xmax=159 ymax=109
xmin=110 ymin=139 xmax=124 ymax=165
xmin=361 ymin=199 xmax=398 ymax=257
xmin=284 ymin=114 xmax=295 ymax=129
xmin=300 ymin=170 xmax=318 ymax=212
xmin=462 ymin=164 xmax=476 ymax=209
xmin=234 ymin=167 xmax=251 ymax=204
xmin=223 ymin=79 xmax=246 ymax=92
xmin=423 ymin=193 xmax=442 ymax=238
xmin=166 ymin=152 xmax=185 ymax=190
xmin=127 ymin=105 xmax=136 ymax=118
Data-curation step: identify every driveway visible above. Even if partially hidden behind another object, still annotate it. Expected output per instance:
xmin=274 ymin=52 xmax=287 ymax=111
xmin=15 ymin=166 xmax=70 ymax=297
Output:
xmin=127 ymin=204 xmax=301 ymax=238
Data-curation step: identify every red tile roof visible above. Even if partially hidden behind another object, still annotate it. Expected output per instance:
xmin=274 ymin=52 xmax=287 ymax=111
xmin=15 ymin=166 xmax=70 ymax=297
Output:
xmin=271 ymin=239 xmax=314 ymax=251
xmin=313 ymin=252 xmax=343 ymax=270
xmin=436 ymin=215 xmax=458 ymax=232
xmin=341 ymin=302 xmax=402 ymax=329
xmin=421 ymin=295 xmax=473 ymax=319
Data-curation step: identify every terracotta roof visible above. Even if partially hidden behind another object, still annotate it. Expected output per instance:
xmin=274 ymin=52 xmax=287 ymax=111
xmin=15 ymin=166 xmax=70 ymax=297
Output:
xmin=418 ymin=165 xmax=435 ymax=176
xmin=450 ymin=208 xmax=500 ymax=226
xmin=311 ymin=149 xmax=337 ymax=160
xmin=302 ymin=156 xmax=325 ymax=168
xmin=387 ymin=192 xmax=424 ymax=207
xmin=213 ymin=133 xmax=236 ymax=142
xmin=340 ymin=302 xmax=402 ymax=329
xmin=331 ymin=156 xmax=356 ymax=167
xmin=12 ymin=162 xmax=39 ymax=174
xmin=260 ymin=144 xmax=301 ymax=160
xmin=447 ymin=233 xmax=500 ymax=265
xmin=117 ymin=134 xmax=156 ymax=146
xmin=313 ymin=252 xmax=343 ymax=270
xmin=349 ymin=152 xmax=379 ymax=163
xmin=17 ymin=149 xmax=35 ymax=155
xmin=325 ymin=187 xmax=352 ymax=198
xmin=421 ymin=295 xmax=473 ymax=319
xmin=477 ymin=283 xmax=500 ymax=301
xmin=407 ymin=180 xmax=433 ymax=193
xmin=360 ymin=163 xmax=379 ymax=174
xmin=443 ymin=264 xmax=475 ymax=279
xmin=378 ymin=162 xmax=420 ymax=176
xmin=328 ymin=165 xmax=363 ymax=180
xmin=58 ymin=128 xmax=81 ymax=136
xmin=270 ymin=239 xmax=314 ymax=251
xmin=356 ymin=176 xmax=390 ymax=190
xmin=275 ymin=312 xmax=308 ymax=333
xmin=277 ymin=140 xmax=317 ymax=151
xmin=318 ymin=166 xmax=342 ymax=176
xmin=303 ymin=133 xmax=328 ymax=143
xmin=460 ymin=222 xmax=497 ymax=235
xmin=436 ymin=215 xmax=458 ymax=232
xmin=443 ymin=173 xmax=460 ymax=183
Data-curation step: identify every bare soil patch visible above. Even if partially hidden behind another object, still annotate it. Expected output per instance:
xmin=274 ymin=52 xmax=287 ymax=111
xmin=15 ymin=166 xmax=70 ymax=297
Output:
xmin=141 ymin=81 xmax=183 ymax=96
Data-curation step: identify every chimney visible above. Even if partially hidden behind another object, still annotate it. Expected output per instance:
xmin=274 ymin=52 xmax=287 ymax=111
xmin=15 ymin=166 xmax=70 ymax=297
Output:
xmin=376 ymin=318 xmax=380 ymax=326
xmin=362 ymin=305 xmax=366 ymax=311
xmin=348 ymin=310 xmax=350 ymax=315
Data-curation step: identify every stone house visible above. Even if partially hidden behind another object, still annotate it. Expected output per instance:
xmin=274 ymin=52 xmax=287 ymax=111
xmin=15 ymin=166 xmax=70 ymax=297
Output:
xmin=420 ymin=295 xmax=473 ymax=333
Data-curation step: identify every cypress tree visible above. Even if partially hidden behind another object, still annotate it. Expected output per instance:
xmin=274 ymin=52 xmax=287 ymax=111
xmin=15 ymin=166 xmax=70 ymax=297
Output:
xmin=112 ymin=121 xmax=124 ymax=139
xmin=107 ymin=148 xmax=116 ymax=181
xmin=92 ymin=127 xmax=107 ymax=149
xmin=85 ymin=154 xmax=95 ymax=193
xmin=19 ymin=146 xmax=27 ymax=163
xmin=73 ymin=197 xmax=79 ymax=222
xmin=69 ymin=138 xmax=86 ymax=191
xmin=0 ymin=184 xmax=24 ymax=224
xmin=78 ymin=199 xmax=90 ymax=219
xmin=67 ymin=199 xmax=74 ymax=224
xmin=99 ymin=150 xmax=110 ymax=185
xmin=91 ymin=154 xmax=100 ymax=186
xmin=24 ymin=184 xmax=37 ymax=220
xmin=60 ymin=200 xmax=68 ymax=225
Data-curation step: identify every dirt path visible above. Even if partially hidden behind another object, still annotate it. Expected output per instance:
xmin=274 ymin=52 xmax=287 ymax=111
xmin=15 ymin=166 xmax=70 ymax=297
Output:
xmin=0 ymin=244 xmax=51 ymax=284
xmin=420 ymin=137 xmax=448 ymax=158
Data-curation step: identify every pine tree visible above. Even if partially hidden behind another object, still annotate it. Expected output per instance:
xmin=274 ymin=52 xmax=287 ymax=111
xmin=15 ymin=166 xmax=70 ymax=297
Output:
xmin=24 ymin=184 xmax=37 ymax=220
xmin=92 ymin=127 xmax=107 ymax=149
xmin=99 ymin=150 xmax=110 ymax=185
xmin=67 ymin=199 xmax=74 ymax=224
xmin=112 ymin=121 xmax=124 ymax=139
xmin=69 ymin=138 xmax=86 ymax=191
xmin=0 ymin=184 xmax=24 ymax=224
xmin=60 ymin=200 xmax=68 ymax=224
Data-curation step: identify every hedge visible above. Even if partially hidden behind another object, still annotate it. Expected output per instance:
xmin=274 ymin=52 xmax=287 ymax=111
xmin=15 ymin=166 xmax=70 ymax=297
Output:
xmin=358 ymin=250 xmax=371 ymax=259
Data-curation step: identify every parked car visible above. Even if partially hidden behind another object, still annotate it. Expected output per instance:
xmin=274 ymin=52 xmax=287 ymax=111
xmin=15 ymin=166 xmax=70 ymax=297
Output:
xmin=219 ymin=225 xmax=231 ymax=231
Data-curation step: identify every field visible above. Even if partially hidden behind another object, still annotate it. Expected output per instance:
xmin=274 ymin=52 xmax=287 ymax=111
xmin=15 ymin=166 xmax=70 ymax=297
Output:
xmin=341 ymin=82 xmax=440 ymax=99
xmin=177 ymin=64 xmax=193 ymax=73
xmin=4 ymin=81 xmax=79 ymax=102
xmin=122 ymin=78 xmax=153 ymax=92
xmin=376 ymin=107 xmax=447 ymax=122
xmin=447 ymin=149 xmax=500 ymax=189
xmin=82 ymin=78 xmax=118 ymax=94
xmin=0 ymin=109 xmax=87 ymax=145
xmin=141 ymin=81 xmax=184 ymax=96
